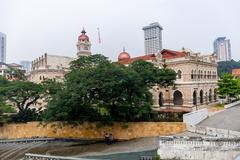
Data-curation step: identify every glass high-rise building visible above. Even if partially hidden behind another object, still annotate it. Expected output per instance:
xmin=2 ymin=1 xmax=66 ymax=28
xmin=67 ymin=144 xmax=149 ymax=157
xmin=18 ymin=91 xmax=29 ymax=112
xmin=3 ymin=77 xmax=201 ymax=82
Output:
xmin=143 ymin=22 xmax=163 ymax=54
xmin=20 ymin=61 xmax=32 ymax=72
xmin=0 ymin=32 xmax=6 ymax=63
xmin=213 ymin=37 xmax=231 ymax=61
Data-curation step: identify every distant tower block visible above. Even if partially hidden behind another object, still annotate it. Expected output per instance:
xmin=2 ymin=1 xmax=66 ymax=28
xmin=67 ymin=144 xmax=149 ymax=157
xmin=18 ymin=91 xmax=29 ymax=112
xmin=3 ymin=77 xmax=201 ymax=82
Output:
xmin=76 ymin=28 xmax=91 ymax=57
xmin=143 ymin=22 xmax=163 ymax=55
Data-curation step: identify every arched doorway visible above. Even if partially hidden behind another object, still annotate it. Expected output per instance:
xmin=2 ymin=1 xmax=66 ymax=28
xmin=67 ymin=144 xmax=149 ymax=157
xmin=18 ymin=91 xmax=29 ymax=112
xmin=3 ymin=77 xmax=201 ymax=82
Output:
xmin=209 ymin=89 xmax=212 ymax=102
xmin=200 ymin=90 xmax=203 ymax=104
xmin=159 ymin=92 xmax=163 ymax=107
xmin=193 ymin=90 xmax=197 ymax=105
xmin=214 ymin=89 xmax=217 ymax=102
xmin=173 ymin=90 xmax=183 ymax=105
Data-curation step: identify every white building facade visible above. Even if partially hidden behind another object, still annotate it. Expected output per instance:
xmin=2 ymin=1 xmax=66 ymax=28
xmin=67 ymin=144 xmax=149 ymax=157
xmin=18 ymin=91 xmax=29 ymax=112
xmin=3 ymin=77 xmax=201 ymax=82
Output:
xmin=29 ymin=53 xmax=75 ymax=83
xmin=213 ymin=37 xmax=231 ymax=61
xmin=143 ymin=22 xmax=163 ymax=54
xmin=0 ymin=32 xmax=6 ymax=63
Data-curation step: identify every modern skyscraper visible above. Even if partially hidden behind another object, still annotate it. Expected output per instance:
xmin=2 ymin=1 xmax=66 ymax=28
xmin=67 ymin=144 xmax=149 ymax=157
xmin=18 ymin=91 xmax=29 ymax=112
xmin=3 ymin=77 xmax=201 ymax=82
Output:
xmin=20 ymin=60 xmax=32 ymax=72
xmin=143 ymin=22 xmax=163 ymax=54
xmin=0 ymin=32 xmax=6 ymax=63
xmin=213 ymin=37 xmax=231 ymax=61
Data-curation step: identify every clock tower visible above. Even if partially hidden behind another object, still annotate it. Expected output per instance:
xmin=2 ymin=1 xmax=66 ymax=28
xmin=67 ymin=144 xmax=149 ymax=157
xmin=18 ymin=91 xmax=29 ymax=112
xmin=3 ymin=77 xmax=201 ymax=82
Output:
xmin=76 ymin=28 xmax=91 ymax=57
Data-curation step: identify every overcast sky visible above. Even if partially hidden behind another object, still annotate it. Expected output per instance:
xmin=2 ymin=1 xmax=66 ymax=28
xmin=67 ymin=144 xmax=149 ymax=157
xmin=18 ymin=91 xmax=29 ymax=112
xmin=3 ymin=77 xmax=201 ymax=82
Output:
xmin=0 ymin=0 xmax=239 ymax=63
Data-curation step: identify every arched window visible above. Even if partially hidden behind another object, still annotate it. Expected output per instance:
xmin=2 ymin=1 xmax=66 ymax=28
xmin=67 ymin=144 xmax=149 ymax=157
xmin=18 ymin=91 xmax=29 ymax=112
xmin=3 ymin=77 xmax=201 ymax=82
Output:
xmin=194 ymin=70 xmax=197 ymax=79
xmin=173 ymin=90 xmax=183 ymax=105
xmin=200 ymin=90 xmax=203 ymax=104
xmin=200 ymin=70 xmax=203 ymax=79
xmin=214 ymin=89 xmax=217 ymax=101
xmin=193 ymin=90 xmax=197 ymax=105
xmin=191 ymin=70 xmax=194 ymax=79
xmin=40 ymin=76 xmax=42 ymax=80
xmin=209 ymin=71 xmax=212 ymax=79
xmin=209 ymin=89 xmax=212 ymax=102
xmin=198 ymin=70 xmax=200 ymax=79
xmin=177 ymin=70 xmax=182 ymax=79
xmin=159 ymin=92 xmax=164 ymax=107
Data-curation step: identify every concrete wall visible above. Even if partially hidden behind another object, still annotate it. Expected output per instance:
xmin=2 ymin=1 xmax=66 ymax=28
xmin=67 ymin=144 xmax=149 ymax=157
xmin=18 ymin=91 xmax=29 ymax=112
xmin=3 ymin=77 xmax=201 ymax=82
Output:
xmin=158 ymin=149 xmax=240 ymax=160
xmin=225 ymin=100 xmax=240 ymax=109
xmin=183 ymin=108 xmax=208 ymax=125
xmin=158 ymin=136 xmax=240 ymax=160
xmin=0 ymin=122 xmax=186 ymax=140
xmin=187 ymin=125 xmax=240 ymax=138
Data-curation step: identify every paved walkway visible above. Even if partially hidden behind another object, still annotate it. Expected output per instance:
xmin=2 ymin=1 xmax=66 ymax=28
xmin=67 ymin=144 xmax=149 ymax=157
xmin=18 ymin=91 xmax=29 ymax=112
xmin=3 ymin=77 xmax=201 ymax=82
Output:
xmin=198 ymin=104 xmax=240 ymax=131
xmin=0 ymin=137 xmax=158 ymax=160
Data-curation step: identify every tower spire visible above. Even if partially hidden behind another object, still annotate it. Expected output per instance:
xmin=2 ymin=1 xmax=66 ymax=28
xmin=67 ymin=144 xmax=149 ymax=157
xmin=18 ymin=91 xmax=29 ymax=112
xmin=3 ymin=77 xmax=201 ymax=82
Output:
xmin=81 ymin=27 xmax=86 ymax=34
xmin=77 ymin=28 xmax=91 ymax=57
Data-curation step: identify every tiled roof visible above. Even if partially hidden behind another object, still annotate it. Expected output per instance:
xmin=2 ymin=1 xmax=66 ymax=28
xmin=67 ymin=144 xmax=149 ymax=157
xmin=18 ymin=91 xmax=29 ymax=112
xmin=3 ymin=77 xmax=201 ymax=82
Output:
xmin=161 ymin=49 xmax=186 ymax=59
xmin=232 ymin=69 xmax=240 ymax=75
xmin=117 ymin=49 xmax=187 ymax=64
xmin=118 ymin=54 xmax=156 ymax=64
xmin=8 ymin=63 xmax=22 ymax=67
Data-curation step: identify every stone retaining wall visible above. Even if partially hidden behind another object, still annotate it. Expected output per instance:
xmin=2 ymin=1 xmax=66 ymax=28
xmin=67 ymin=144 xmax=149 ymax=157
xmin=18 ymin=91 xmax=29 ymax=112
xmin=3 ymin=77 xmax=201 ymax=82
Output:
xmin=225 ymin=100 xmax=240 ymax=109
xmin=0 ymin=122 xmax=186 ymax=140
xmin=158 ymin=136 xmax=240 ymax=160
xmin=187 ymin=125 xmax=240 ymax=138
xmin=183 ymin=108 xmax=208 ymax=125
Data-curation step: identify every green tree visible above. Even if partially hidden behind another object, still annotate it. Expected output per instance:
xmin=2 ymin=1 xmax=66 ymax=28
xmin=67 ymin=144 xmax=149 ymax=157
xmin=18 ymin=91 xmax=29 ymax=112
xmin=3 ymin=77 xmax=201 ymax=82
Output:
xmin=5 ymin=66 xmax=27 ymax=81
xmin=218 ymin=74 xmax=238 ymax=99
xmin=45 ymin=55 xmax=177 ymax=122
xmin=41 ymin=79 xmax=63 ymax=102
xmin=0 ymin=80 xmax=44 ymax=113
xmin=70 ymin=54 xmax=109 ymax=70
xmin=217 ymin=60 xmax=240 ymax=77
xmin=130 ymin=60 xmax=176 ymax=87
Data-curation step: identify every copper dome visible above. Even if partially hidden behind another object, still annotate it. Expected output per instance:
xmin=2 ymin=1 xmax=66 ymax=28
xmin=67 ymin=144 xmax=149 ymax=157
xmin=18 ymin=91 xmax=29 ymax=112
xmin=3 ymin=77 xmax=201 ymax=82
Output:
xmin=118 ymin=50 xmax=131 ymax=61
xmin=78 ymin=28 xmax=89 ymax=41
xmin=78 ymin=34 xmax=89 ymax=41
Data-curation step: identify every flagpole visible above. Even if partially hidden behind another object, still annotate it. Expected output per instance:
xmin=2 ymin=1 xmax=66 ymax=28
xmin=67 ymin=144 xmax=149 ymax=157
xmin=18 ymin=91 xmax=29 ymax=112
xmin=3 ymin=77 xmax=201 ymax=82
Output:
xmin=97 ymin=27 xmax=101 ymax=54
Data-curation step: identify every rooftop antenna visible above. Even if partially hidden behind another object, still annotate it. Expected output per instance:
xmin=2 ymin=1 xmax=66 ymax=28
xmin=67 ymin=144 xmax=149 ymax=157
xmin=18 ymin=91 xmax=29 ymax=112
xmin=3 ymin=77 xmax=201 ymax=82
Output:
xmin=97 ymin=27 xmax=102 ymax=54
xmin=97 ymin=27 xmax=101 ymax=44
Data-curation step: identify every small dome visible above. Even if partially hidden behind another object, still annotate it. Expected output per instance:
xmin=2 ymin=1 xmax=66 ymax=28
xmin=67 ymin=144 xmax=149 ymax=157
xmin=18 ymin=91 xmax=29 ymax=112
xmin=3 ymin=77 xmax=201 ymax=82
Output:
xmin=78 ymin=34 xmax=89 ymax=41
xmin=118 ymin=49 xmax=131 ymax=61
xmin=78 ymin=28 xmax=89 ymax=41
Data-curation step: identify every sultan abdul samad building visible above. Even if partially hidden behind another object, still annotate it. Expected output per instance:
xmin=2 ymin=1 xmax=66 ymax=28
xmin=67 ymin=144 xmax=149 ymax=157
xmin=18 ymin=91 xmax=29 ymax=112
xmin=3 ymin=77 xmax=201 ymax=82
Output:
xmin=117 ymin=48 xmax=218 ymax=112
xmin=29 ymin=29 xmax=218 ymax=112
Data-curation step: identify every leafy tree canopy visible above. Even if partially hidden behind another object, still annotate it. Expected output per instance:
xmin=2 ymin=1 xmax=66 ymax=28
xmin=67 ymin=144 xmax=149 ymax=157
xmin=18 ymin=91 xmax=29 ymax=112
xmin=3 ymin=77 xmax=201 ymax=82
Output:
xmin=0 ymin=80 xmax=44 ymax=112
xmin=217 ymin=74 xmax=239 ymax=99
xmin=5 ymin=66 xmax=27 ymax=81
xmin=218 ymin=60 xmax=240 ymax=77
xmin=70 ymin=54 xmax=109 ymax=70
xmin=45 ymin=55 xmax=177 ymax=122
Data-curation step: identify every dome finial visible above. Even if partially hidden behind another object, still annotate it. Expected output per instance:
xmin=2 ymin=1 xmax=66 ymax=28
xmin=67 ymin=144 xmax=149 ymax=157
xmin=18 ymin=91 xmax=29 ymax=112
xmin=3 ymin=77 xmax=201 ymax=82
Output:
xmin=123 ymin=46 xmax=125 ymax=52
xmin=81 ymin=27 xmax=86 ymax=34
